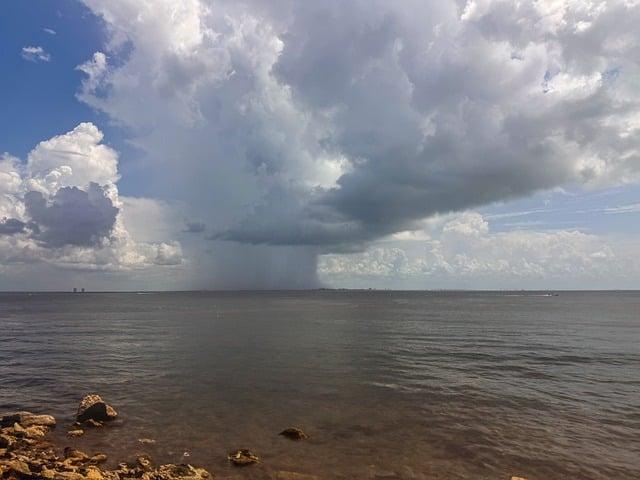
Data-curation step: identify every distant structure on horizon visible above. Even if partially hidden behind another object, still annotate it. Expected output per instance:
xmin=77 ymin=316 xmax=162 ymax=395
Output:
xmin=72 ymin=287 xmax=86 ymax=293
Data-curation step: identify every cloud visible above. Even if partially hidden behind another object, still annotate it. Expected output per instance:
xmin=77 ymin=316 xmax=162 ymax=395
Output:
xmin=0 ymin=218 xmax=28 ymax=236
xmin=41 ymin=0 xmax=638 ymax=288
xmin=0 ymin=123 xmax=183 ymax=278
xmin=44 ymin=28 xmax=57 ymax=35
xmin=319 ymin=212 xmax=640 ymax=289
xmin=25 ymin=122 xmax=119 ymax=192
xmin=24 ymin=184 xmax=119 ymax=248
xmin=77 ymin=0 xmax=640 ymax=254
xmin=184 ymin=221 xmax=205 ymax=233
xmin=21 ymin=46 xmax=51 ymax=63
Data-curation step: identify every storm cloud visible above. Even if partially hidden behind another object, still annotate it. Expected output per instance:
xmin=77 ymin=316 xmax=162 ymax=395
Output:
xmin=78 ymin=0 xmax=640 ymax=252
xmin=0 ymin=218 xmax=28 ymax=236
xmin=24 ymin=183 xmax=119 ymax=248
xmin=40 ymin=0 xmax=637 ymax=288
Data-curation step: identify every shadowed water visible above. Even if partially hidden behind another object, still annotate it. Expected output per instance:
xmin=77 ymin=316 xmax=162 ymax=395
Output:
xmin=1 ymin=291 xmax=638 ymax=479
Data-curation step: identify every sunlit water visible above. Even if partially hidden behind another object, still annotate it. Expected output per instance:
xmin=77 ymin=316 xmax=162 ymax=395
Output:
xmin=1 ymin=291 xmax=638 ymax=479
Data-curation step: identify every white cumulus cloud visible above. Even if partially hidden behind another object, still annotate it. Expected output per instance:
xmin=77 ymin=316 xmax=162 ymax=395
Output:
xmin=319 ymin=212 xmax=640 ymax=289
xmin=0 ymin=123 xmax=183 ymax=278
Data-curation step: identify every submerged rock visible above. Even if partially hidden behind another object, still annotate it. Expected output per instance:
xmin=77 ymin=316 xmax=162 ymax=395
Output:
xmin=77 ymin=394 xmax=118 ymax=422
xmin=138 ymin=438 xmax=157 ymax=445
xmin=153 ymin=463 xmax=211 ymax=479
xmin=64 ymin=447 xmax=89 ymax=461
xmin=276 ymin=471 xmax=320 ymax=480
xmin=137 ymin=454 xmax=153 ymax=471
xmin=83 ymin=419 xmax=104 ymax=428
xmin=67 ymin=429 xmax=85 ymax=437
xmin=227 ymin=449 xmax=259 ymax=466
xmin=90 ymin=453 xmax=108 ymax=464
xmin=510 ymin=477 xmax=528 ymax=480
xmin=279 ymin=427 xmax=308 ymax=440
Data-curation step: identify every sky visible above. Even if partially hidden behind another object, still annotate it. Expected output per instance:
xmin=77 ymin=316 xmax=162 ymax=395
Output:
xmin=0 ymin=0 xmax=639 ymax=291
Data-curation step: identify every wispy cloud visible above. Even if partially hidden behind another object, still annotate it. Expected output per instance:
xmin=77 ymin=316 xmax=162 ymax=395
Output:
xmin=43 ymin=28 xmax=57 ymax=35
xmin=21 ymin=46 xmax=51 ymax=63
xmin=485 ymin=208 xmax=556 ymax=220
xmin=601 ymin=203 xmax=640 ymax=214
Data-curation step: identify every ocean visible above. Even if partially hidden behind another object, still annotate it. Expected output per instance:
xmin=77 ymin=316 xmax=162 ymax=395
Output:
xmin=0 ymin=291 xmax=638 ymax=479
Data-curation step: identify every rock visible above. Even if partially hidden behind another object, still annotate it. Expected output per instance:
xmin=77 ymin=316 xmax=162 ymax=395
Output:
xmin=154 ymin=463 xmax=211 ymax=480
xmin=227 ymin=449 xmax=259 ymax=466
xmin=0 ymin=434 xmax=13 ymax=449
xmin=138 ymin=438 xmax=157 ymax=445
xmin=55 ymin=471 xmax=87 ymax=480
xmin=67 ymin=429 xmax=85 ymax=437
xmin=40 ymin=467 xmax=56 ymax=479
xmin=84 ymin=465 xmax=105 ymax=480
xmin=12 ymin=422 xmax=27 ymax=436
xmin=64 ymin=447 xmax=89 ymax=461
xmin=510 ymin=477 xmax=528 ymax=480
xmin=83 ymin=419 xmax=104 ymax=428
xmin=137 ymin=454 xmax=153 ymax=470
xmin=24 ymin=425 xmax=48 ymax=438
xmin=276 ymin=472 xmax=320 ymax=480
xmin=6 ymin=458 xmax=31 ymax=476
xmin=0 ymin=412 xmax=56 ymax=428
xmin=76 ymin=395 xmax=118 ymax=422
xmin=115 ymin=461 xmax=141 ymax=477
xmin=279 ymin=427 xmax=308 ymax=440
xmin=90 ymin=453 xmax=108 ymax=464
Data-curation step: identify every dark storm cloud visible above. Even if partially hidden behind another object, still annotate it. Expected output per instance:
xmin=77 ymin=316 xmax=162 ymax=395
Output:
xmin=184 ymin=221 xmax=206 ymax=234
xmin=77 ymin=0 xmax=640 ymax=261
xmin=24 ymin=183 xmax=119 ymax=247
xmin=214 ymin=0 xmax=640 ymax=247
xmin=0 ymin=218 xmax=28 ymax=236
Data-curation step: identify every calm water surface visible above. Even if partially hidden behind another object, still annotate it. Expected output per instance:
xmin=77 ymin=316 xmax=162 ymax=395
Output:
xmin=1 ymin=291 xmax=638 ymax=479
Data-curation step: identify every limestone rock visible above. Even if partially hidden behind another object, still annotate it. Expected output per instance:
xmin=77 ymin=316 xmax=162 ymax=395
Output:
xmin=137 ymin=454 xmax=153 ymax=471
xmin=90 ymin=453 xmax=108 ymax=464
xmin=55 ymin=471 xmax=86 ymax=480
xmin=67 ymin=429 xmax=85 ymax=437
xmin=24 ymin=425 xmax=48 ymax=438
xmin=76 ymin=395 xmax=118 ymax=422
xmin=6 ymin=458 xmax=31 ymax=476
xmin=153 ymin=463 xmax=211 ymax=480
xmin=84 ymin=465 xmax=105 ymax=479
xmin=279 ymin=427 xmax=308 ymax=440
xmin=227 ymin=449 xmax=259 ymax=466
xmin=0 ymin=412 xmax=56 ymax=428
xmin=40 ymin=467 xmax=56 ymax=479
xmin=12 ymin=422 xmax=27 ymax=436
xmin=64 ymin=447 xmax=89 ymax=461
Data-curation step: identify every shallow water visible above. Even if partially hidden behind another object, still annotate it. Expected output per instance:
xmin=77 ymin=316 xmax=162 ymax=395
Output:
xmin=1 ymin=291 xmax=639 ymax=479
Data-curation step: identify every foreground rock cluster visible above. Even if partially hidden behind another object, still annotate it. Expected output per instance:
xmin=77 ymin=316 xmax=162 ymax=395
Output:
xmin=0 ymin=396 xmax=209 ymax=480
xmin=1 ymin=396 xmax=530 ymax=480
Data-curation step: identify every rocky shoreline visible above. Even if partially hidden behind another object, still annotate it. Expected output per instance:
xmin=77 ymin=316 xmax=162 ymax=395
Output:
xmin=1 ymin=395 xmax=529 ymax=480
